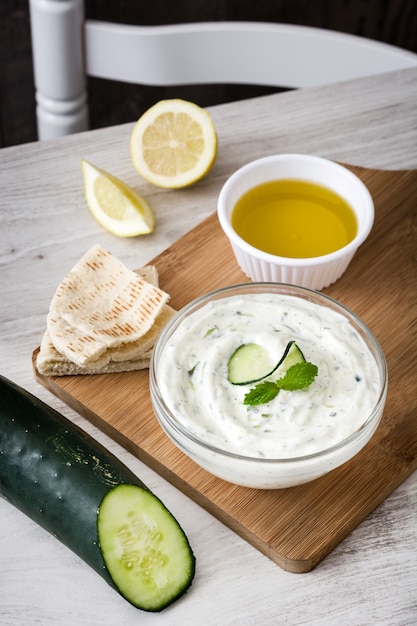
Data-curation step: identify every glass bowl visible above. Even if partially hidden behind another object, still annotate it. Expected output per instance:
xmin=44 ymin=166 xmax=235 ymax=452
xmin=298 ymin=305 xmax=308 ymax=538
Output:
xmin=150 ymin=283 xmax=387 ymax=489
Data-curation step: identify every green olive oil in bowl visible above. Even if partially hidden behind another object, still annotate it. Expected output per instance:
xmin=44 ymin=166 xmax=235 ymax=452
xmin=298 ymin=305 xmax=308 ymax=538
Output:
xmin=231 ymin=179 xmax=358 ymax=259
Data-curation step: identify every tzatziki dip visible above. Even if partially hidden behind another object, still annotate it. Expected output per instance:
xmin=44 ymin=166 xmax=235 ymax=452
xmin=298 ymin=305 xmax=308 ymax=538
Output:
xmin=156 ymin=293 xmax=381 ymax=459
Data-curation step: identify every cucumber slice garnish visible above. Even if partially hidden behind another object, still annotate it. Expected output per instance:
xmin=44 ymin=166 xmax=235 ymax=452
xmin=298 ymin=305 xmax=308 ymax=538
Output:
xmin=274 ymin=340 xmax=306 ymax=376
xmin=227 ymin=343 xmax=274 ymax=385
xmin=98 ymin=484 xmax=195 ymax=611
xmin=242 ymin=342 xmax=314 ymax=407
xmin=228 ymin=340 xmax=306 ymax=386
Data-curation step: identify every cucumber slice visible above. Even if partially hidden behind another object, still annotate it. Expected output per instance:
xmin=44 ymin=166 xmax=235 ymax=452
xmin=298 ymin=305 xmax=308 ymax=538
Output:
xmin=98 ymin=484 xmax=195 ymax=611
xmin=227 ymin=343 xmax=274 ymax=385
xmin=228 ymin=340 xmax=306 ymax=386
xmin=0 ymin=375 xmax=195 ymax=611
xmin=274 ymin=340 xmax=306 ymax=376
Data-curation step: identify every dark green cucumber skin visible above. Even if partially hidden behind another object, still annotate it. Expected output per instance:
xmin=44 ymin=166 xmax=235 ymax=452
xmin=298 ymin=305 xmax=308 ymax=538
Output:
xmin=0 ymin=374 xmax=147 ymax=591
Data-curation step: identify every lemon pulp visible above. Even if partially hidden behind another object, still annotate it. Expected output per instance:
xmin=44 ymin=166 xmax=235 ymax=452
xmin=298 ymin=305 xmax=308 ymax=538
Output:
xmin=82 ymin=160 xmax=155 ymax=237
xmin=130 ymin=99 xmax=217 ymax=188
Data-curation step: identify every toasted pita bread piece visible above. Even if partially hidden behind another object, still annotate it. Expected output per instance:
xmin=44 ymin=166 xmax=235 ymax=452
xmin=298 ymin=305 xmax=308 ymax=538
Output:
xmin=47 ymin=245 xmax=170 ymax=367
xmin=36 ymin=304 xmax=175 ymax=375
xmin=36 ymin=263 xmax=175 ymax=376
xmin=36 ymin=331 xmax=151 ymax=375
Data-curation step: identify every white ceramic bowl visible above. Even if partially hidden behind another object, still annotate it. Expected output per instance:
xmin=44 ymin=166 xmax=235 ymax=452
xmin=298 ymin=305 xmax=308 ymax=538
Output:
xmin=217 ymin=154 xmax=374 ymax=291
xmin=150 ymin=283 xmax=387 ymax=489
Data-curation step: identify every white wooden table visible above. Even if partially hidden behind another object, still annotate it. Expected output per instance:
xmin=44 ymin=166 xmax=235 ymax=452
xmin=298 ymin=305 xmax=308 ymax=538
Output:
xmin=1 ymin=67 xmax=416 ymax=625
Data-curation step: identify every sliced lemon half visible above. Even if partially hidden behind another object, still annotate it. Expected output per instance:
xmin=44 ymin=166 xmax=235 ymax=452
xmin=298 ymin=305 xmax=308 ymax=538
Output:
xmin=130 ymin=99 xmax=218 ymax=188
xmin=82 ymin=160 xmax=155 ymax=237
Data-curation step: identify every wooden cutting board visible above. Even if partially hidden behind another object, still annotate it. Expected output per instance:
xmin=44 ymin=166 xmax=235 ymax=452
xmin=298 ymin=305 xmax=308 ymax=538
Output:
xmin=33 ymin=165 xmax=417 ymax=573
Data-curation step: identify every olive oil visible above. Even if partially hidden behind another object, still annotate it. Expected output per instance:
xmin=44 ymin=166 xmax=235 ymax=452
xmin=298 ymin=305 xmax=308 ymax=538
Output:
xmin=231 ymin=179 xmax=357 ymax=258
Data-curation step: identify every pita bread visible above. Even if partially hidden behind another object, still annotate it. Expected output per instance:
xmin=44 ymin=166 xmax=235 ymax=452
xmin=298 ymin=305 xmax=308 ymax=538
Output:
xmin=36 ymin=331 xmax=151 ymax=376
xmin=46 ymin=245 xmax=169 ymax=367
xmin=36 ymin=304 xmax=175 ymax=376
xmin=36 ymin=254 xmax=176 ymax=376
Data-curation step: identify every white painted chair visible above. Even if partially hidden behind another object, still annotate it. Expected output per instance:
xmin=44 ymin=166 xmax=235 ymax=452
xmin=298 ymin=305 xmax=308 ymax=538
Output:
xmin=29 ymin=0 xmax=417 ymax=140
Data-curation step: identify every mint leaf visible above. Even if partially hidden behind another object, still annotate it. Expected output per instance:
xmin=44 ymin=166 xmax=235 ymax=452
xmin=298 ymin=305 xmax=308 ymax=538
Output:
xmin=275 ymin=362 xmax=318 ymax=391
xmin=243 ymin=361 xmax=318 ymax=407
xmin=244 ymin=381 xmax=280 ymax=406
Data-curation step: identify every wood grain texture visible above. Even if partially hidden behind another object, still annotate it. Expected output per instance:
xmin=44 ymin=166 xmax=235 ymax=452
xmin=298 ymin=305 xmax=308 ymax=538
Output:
xmin=33 ymin=165 xmax=417 ymax=573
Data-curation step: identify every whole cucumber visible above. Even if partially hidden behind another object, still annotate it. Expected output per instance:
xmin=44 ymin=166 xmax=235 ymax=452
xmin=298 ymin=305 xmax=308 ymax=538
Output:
xmin=0 ymin=375 xmax=195 ymax=611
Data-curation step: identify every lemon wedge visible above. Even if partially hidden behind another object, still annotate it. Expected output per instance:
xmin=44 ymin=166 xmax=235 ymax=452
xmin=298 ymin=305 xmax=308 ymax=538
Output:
xmin=130 ymin=99 xmax=218 ymax=188
xmin=81 ymin=160 xmax=155 ymax=237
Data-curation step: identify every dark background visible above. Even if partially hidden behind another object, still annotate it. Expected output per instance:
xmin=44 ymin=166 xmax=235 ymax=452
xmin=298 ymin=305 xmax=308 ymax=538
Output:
xmin=1 ymin=0 xmax=416 ymax=147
